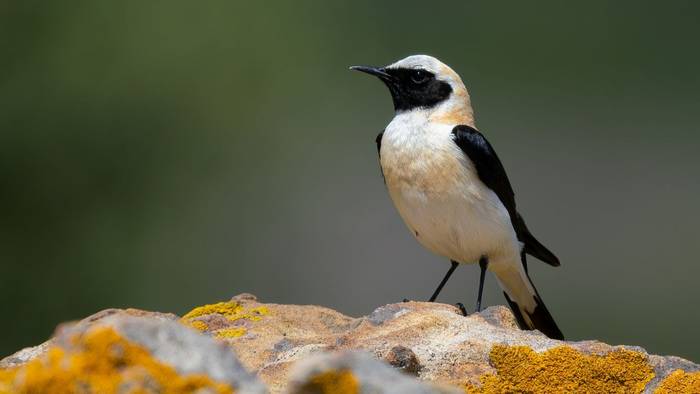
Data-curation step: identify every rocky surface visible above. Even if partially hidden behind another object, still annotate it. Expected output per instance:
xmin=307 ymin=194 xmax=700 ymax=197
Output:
xmin=0 ymin=308 xmax=266 ymax=394
xmin=2 ymin=294 xmax=699 ymax=393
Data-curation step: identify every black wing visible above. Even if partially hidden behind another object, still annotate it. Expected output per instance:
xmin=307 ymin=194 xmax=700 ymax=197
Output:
xmin=376 ymin=131 xmax=385 ymax=182
xmin=451 ymin=125 xmax=560 ymax=267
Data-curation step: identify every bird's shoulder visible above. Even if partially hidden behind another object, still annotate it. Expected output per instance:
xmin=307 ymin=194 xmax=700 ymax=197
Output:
xmin=376 ymin=130 xmax=383 ymax=155
xmin=450 ymin=125 xmax=491 ymax=153
xmin=375 ymin=130 xmax=385 ymax=182
xmin=450 ymin=124 xmax=517 ymax=215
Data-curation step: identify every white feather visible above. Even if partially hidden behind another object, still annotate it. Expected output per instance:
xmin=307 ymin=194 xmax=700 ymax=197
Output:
xmin=381 ymin=108 xmax=537 ymax=314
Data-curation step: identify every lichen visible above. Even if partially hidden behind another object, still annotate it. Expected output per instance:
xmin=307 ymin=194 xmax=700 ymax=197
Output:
xmin=215 ymin=328 xmax=247 ymax=339
xmin=655 ymin=369 xmax=700 ymax=394
xmin=0 ymin=327 xmax=233 ymax=394
xmin=247 ymin=306 xmax=269 ymax=320
xmin=181 ymin=301 xmax=268 ymax=324
xmin=299 ymin=369 xmax=359 ymax=394
xmin=185 ymin=320 xmax=209 ymax=332
xmin=466 ymin=345 xmax=655 ymax=394
xmin=0 ymin=366 xmax=18 ymax=394
xmin=182 ymin=301 xmax=245 ymax=320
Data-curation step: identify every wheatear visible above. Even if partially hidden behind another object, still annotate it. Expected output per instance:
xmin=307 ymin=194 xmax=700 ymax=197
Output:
xmin=351 ymin=55 xmax=563 ymax=339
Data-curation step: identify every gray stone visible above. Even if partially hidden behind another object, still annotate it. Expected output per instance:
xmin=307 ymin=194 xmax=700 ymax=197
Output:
xmin=0 ymin=340 xmax=53 ymax=369
xmin=285 ymin=351 xmax=461 ymax=394
xmin=107 ymin=316 xmax=267 ymax=394
xmin=367 ymin=304 xmax=409 ymax=325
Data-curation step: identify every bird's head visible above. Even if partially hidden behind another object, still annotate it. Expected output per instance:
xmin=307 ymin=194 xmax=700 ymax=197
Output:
xmin=351 ymin=55 xmax=474 ymax=126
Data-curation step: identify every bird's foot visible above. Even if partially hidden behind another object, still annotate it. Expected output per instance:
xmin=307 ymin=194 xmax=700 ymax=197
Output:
xmin=455 ymin=302 xmax=468 ymax=316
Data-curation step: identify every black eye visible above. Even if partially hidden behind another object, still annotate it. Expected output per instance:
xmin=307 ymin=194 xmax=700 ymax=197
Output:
xmin=410 ymin=69 xmax=430 ymax=84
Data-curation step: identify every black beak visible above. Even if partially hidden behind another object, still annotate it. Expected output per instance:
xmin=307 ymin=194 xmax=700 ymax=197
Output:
xmin=349 ymin=65 xmax=393 ymax=83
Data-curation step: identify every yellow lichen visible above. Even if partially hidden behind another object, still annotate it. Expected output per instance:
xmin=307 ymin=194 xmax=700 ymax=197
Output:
xmin=299 ymin=369 xmax=359 ymax=394
xmin=179 ymin=301 xmax=270 ymax=340
xmin=215 ymin=328 xmax=247 ymax=339
xmin=466 ymin=345 xmax=655 ymax=394
xmin=655 ymin=369 xmax=700 ymax=394
xmin=181 ymin=301 xmax=268 ymax=325
xmin=0 ymin=327 xmax=233 ymax=394
xmin=246 ymin=306 xmax=269 ymax=321
xmin=182 ymin=301 xmax=245 ymax=320
xmin=0 ymin=366 xmax=18 ymax=394
xmin=185 ymin=320 xmax=209 ymax=332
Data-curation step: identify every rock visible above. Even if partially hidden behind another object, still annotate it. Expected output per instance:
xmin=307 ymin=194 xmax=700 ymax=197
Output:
xmin=0 ymin=308 xmax=177 ymax=369
xmin=179 ymin=296 xmax=700 ymax=393
xmin=179 ymin=295 xmax=357 ymax=393
xmin=0 ymin=308 xmax=266 ymax=394
xmin=286 ymin=351 xmax=461 ymax=394
xmin=0 ymin=340 xmax=53 ymax=370
xmin=384 ymin=345 xmax=422 ymax=376
xmin=2 ymin=294 xmax=699 ymax=393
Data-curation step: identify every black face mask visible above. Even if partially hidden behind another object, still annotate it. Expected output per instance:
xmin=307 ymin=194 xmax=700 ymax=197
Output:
xmin=350 ymin=66 xmax=453 ymax=111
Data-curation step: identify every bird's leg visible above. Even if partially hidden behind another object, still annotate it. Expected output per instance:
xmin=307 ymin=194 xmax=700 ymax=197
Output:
xmin=475 ymin=256 xmax=489 ymax=312
xmin=428 ymin=260 xmax=459 ymax=302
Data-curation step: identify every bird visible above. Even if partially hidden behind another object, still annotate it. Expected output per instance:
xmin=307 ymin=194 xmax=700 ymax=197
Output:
xmin=350 ymin=55 xmax=564 ymax=340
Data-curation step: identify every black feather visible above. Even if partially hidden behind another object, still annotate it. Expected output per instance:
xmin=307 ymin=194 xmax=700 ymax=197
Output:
xmin=503 ymin=291 xmax=564 ymax=340
xmin=504 ymin=255 xmax=564 ymax=339
xmin=451 ymin=125 xmax=559 ymax=267
xmin=376 ymin=131 xmax=385 ymax=182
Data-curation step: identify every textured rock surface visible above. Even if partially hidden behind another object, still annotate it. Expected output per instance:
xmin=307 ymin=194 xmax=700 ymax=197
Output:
xmin=2 ymin=294 xmax=699 ymax=393
xmin=286 ymin=352 xmax=461 ymax=394
xmin=0 ymin=308 xmax=266 ymax=394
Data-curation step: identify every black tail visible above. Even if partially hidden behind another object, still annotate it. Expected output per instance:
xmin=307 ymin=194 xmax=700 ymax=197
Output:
xmin=515 ymin=212 xmax=560 ymax=267
xmin=503 ymin=290 xmax=564 ymax=340
xmin=495 ymin=255 xmax=564 ymax=340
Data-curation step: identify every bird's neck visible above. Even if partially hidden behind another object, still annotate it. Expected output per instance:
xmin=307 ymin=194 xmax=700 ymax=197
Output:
xmin=395 ymin=97 xmax=475 ymax=129
xmin=434 ymin=83 xmax=476 ymax=127
xmin=429 ymin=99 xmax=475 ymax=128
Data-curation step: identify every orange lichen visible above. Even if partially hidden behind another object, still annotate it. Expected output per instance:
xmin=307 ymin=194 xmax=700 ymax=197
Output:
xmin=299 ymin=369 xmax=359 ymax=394
xmin=466 ymin=345 xmax=655 ymax=394
xmin=655 ymin=369 xmax=700 ymax=394
xmin=0 ymin=366 xmax=18 ymax=394
xmin=0 ymin=327 xmax=233 ymax=394
xmin=215 ymin=328 xmax=247 ymax=339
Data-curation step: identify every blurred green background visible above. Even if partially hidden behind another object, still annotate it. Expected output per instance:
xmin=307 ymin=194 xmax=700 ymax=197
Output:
xmin=2 ymin=1 xmax=699 ymax=361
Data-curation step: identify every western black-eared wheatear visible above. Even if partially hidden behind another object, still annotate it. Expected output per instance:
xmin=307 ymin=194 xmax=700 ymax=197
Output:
xmin=351 ymin=55 xmax=564 ymax=340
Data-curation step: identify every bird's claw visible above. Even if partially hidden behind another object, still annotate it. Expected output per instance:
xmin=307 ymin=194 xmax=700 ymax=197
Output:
xmin=455 ymin=302 xmax=468 ymax=316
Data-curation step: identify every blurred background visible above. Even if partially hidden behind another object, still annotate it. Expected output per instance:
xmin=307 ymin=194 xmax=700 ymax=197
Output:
xmin=2 ymin=1 xmax=699 ymax=361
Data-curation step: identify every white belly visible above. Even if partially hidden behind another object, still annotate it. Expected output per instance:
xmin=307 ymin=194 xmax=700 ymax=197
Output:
xmin=380 ymin=115 xmax=520 ymax=266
